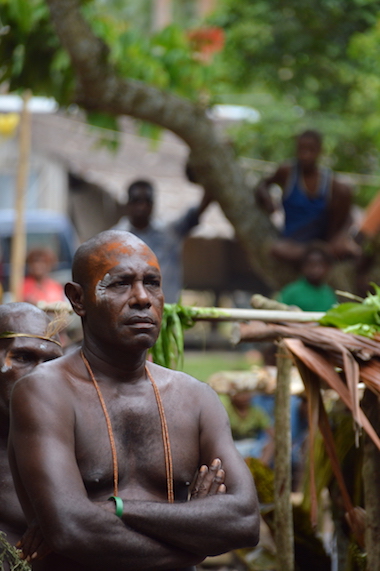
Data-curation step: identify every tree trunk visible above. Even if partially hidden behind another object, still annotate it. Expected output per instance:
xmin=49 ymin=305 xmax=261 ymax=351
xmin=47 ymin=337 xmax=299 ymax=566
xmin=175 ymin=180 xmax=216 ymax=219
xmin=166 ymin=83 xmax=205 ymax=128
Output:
xmin=274 ymin=341 xmax=294 ymax=571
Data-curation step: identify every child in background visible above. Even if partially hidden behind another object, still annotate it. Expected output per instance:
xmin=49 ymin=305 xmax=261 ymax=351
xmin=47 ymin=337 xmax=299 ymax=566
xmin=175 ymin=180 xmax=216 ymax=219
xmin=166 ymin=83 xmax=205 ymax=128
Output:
xmin=207 ymin=369 xmax=274 ymax=465
xmin=22 ymin=247 xmax=65 ymax=305
xmin=277 ymin=244 xmax=337 ymax=312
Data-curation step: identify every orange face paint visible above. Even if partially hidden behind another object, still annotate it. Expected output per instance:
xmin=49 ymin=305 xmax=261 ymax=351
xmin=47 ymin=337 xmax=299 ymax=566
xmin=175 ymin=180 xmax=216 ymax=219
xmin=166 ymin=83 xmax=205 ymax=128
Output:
xmin=138 ymin=244 xmax=160 ymax=270
xmin=86 ymin=239 xmax=160 ymax=300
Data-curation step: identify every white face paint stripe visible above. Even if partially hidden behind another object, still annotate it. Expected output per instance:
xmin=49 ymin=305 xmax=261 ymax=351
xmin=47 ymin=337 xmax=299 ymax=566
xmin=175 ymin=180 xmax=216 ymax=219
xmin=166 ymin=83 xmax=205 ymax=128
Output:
xmin=95 ymin=273 xmax=113 ymax=302
xmin=1 ymin=355 xmax=12 ymax=373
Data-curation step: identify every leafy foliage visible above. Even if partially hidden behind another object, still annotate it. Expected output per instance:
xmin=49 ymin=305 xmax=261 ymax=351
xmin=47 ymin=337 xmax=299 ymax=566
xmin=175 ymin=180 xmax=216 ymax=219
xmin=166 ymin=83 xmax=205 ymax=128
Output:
xmin=320 ymin=283 xmax=380 ymax=337
xmin=0 ymin=0 xmax=74 ymax=102
xmin=149 ymin=303 xmax=228 ymax=369
xmin=209 ymin=0 xmax=380 ymax=108
xmin=0 ymin=0 xmax=221 ymax=104
xmin=208 ymin=0 xmax=380 ymax=179
xmin=150 ymin=303 xmax=195 ymax=370
xmin=2 ymin=0 xmax=380 ymax=198
xmin=0 ymin=532 xmax=31 ymax=571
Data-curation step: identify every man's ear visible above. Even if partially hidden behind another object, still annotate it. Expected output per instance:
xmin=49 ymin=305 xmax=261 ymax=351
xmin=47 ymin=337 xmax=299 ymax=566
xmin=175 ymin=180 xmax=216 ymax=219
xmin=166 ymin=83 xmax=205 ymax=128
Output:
xmin=65 ymin=282 xmax=86 ymax=317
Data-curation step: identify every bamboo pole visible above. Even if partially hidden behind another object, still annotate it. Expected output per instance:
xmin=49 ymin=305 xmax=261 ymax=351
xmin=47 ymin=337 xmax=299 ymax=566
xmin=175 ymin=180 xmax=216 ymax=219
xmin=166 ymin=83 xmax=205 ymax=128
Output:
xmin=274 ymin=341 xmax=295 ymax=571
xmin=183 ymin=307 xmax=325 ymax=323
xmin=9 ymin=91 xmax=32 ymax=302
xmin=36 ymin=303 xmax=325 ymax=322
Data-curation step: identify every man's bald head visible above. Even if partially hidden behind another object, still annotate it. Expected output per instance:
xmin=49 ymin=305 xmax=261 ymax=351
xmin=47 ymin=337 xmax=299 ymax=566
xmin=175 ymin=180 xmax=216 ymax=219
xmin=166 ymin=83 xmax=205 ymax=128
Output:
xmin=0 ymin=302 xmax=52 ymax=336
xmin=0 ymin=303 xmax=63 ymax=419
xmin=71 ymin=230 xmax=160 ymax=292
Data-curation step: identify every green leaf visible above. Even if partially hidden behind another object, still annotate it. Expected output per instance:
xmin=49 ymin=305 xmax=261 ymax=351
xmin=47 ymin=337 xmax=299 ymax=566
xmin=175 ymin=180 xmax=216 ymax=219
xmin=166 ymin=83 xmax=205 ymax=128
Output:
xmin=319 ymin=302 xmax=380 ymax=329
xmin=86 ymin=112 xmax=121 ymax=152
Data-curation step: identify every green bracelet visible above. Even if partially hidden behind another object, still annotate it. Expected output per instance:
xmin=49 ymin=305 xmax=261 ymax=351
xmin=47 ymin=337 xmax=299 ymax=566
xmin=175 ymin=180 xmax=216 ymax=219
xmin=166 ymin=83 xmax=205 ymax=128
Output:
xmin=108 ymin=495 xmax=123 ymax=518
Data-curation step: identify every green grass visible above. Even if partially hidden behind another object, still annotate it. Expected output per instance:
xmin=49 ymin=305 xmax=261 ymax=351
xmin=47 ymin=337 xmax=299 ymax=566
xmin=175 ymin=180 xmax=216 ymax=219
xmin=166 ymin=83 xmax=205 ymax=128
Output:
xmin=182 ymin=350 xmax=253 ymax=382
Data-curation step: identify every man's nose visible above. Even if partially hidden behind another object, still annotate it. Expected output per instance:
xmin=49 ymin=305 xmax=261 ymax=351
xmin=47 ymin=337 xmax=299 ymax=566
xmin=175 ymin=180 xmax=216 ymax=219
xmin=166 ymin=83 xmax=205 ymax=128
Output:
xmin=130 ymin=281 xmax=151 ymax=307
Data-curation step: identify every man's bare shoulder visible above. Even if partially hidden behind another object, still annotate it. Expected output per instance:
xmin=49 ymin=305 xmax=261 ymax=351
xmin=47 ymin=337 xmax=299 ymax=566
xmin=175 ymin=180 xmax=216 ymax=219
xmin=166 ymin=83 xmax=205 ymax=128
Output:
xmin=266 ymin=162 xmax=291 ymax=187
xmin=147 ymin=362 xmax=218 ymax=399
xmin=331 ymin=175 xmax=353 ymax=198
xmin=12 ymin=350 xmax=79 ymax=396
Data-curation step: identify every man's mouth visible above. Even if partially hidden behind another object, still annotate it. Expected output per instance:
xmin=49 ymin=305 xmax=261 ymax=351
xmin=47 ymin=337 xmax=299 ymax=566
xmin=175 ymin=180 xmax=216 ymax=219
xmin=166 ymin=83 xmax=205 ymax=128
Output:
xmin=128 ymin=315 xmax=154 ymax=324
xmin=127 ymin=316 xmax=155 ymax=328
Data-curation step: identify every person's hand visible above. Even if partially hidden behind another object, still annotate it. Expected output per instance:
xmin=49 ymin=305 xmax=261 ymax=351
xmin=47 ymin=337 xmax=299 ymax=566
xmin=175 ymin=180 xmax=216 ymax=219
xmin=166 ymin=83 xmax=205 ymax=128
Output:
xmin=190 ymin=458 xmax=226 ymax=500
xmin=17 ymin=520 xmax=52 ymax=562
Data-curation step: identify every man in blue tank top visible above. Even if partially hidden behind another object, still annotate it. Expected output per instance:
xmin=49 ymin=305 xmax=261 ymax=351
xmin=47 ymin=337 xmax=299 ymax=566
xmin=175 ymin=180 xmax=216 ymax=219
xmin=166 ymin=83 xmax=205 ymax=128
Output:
xmin=255 ymin=130 xmax=361 ymax=264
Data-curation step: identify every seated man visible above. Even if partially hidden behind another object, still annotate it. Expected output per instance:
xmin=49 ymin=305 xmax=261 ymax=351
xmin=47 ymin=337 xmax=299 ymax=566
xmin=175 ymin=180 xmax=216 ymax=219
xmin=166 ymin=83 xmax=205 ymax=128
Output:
xmin=0 ymin=303 xmax=63 ymax=556
xmin=255 ymin=129 xmax=360 ymax=265
xmin=9 ymin=230 xmax=260 ymax=570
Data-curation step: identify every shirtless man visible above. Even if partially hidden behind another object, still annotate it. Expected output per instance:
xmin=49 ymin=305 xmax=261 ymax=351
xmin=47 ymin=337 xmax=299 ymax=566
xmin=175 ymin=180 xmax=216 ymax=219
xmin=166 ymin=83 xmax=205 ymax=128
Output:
xmin=9 ymin=230 xmax=260 ymax=570
xmin=0 ymin=303 xmax=63 ymax=550
xmin=255 ymin=129 xmax=360 ymax=264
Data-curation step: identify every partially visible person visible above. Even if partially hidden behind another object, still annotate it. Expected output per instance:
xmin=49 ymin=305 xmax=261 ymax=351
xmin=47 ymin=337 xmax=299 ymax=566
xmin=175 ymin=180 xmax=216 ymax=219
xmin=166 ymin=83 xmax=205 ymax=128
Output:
xmin=353 ymin=191 xmax=380 ymax=296
xmin=9 ymin=230 xmax=259 ymax=570
xmin=220 ymin=390 xmax=274 ymax=465
xmin=355 ymin=190 xmax=380 ymax=244
xmin=255 ymin=129 xmax=360 ymax=265
xmin=207 ymin=369 xmax=274 ymax=465
xmin=112 ymin=178 xmax=212 ymax=302
xmin=0 ymin=247 xmax=3 ymax=303
xmin=22 ymin=248 xmax=65 ymax=305
xmin=0 ymin=303 xmax=63 ymax=563
xmin=277 ymin=244 xmax=337 ymax=312
xmin=251 ymin=370 xmax=308 ymax=491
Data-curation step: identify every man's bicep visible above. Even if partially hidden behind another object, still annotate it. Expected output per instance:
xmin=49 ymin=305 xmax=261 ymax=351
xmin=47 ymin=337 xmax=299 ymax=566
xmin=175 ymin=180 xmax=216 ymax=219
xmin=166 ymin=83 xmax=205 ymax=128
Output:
xmin=198 ymin=386 xmax=254 ymax=495
xmin=9 ymin=379 xmax=84 ymax=525
xmin=259 ymin=165 xmax=289 ymax=189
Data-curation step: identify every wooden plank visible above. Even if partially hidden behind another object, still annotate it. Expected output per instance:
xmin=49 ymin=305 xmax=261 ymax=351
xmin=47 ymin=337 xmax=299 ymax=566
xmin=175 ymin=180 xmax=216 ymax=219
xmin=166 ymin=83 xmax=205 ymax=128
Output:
xmin=9 ymin=91 xmax=32 ymax=301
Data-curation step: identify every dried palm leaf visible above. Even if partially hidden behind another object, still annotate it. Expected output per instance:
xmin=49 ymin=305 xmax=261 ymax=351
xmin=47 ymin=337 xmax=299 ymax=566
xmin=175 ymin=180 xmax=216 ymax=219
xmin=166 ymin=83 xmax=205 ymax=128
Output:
xmin=284 ymin=342 xmax=364 ymax=538
xmin=284 ymin=339 xmax=380 ymax=451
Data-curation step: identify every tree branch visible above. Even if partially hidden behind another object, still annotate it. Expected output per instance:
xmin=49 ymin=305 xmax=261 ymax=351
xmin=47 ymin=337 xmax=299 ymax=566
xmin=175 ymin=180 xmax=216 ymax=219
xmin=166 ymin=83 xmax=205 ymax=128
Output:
xmin=46 ymin=0 xmax=283 ymax=288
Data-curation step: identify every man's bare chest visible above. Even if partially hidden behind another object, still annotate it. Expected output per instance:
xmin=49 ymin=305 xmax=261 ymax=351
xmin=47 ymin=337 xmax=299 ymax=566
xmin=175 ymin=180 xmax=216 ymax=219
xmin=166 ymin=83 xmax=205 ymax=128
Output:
xmin=72 ymin=385 xmax=200 ymax=500
xmin=301 ymin=172 xmax=320 ymax=197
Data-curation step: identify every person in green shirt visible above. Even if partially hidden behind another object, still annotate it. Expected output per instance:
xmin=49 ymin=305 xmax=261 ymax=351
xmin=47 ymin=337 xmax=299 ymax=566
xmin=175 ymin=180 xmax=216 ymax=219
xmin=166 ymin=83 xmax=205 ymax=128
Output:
xmin=278 ymin=244 xmax=337 ymax=312
xmin=219 ymin=389 xmax=273 ymax=464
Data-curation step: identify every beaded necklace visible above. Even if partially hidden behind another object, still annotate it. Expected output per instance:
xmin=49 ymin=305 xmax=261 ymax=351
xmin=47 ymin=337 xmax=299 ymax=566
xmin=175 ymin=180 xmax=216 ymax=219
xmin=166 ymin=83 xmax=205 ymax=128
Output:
xmin=81 ymin=350 xmax=174 ymax=503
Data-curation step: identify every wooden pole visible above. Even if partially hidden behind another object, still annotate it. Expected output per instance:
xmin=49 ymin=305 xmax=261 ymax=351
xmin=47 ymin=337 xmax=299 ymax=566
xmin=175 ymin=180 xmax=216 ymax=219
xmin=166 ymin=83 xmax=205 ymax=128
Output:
xmin=186 ymin=307 xmax=324 ymax=323
xmin=361 ymin=388 xmax=380 ymax=569
xmin=274 ymin=341 xmax=294 ymax=571
xmin=35 ymin=303 xmax=325 ymax=321
xmin=9 ymin=91 xmax=32 ymax=302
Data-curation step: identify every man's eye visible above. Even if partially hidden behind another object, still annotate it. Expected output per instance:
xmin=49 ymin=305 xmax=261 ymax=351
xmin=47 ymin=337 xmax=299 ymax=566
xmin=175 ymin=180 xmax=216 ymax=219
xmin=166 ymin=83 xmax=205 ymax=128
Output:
xmin=112 ymin=280 xmax=130 ymax=287
xmin=146 ymin=279 xmax=160 ymax=287
xmin=12 ymin=353 xmax=36 ymax=364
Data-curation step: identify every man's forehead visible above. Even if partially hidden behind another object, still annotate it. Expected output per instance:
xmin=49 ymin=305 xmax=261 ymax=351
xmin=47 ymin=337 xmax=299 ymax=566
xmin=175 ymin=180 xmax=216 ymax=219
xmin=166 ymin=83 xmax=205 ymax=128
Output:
xmin=298 ymin=136 xmax=320 ymax=149
xmin=2 ymin=312 xmax=49 ymax=333
xmin=0 ymin=334 xmax=61 ymax=355
xmin=91 ymin=240 xmax=159 ymax=271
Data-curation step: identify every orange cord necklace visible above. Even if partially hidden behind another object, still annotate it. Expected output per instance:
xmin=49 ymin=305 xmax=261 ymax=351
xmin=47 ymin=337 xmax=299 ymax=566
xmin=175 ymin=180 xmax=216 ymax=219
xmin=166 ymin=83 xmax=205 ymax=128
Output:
xmin=80 ymin=350 xmax=174 ymax=503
